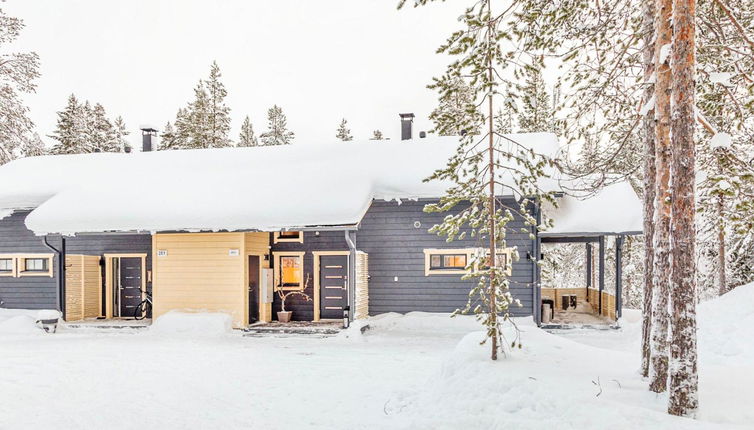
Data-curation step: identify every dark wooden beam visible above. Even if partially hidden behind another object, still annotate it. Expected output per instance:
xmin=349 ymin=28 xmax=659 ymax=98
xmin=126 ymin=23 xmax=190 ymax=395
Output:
xmin=615 ymin=235 xmax=624 ymax=320
xmin=598 ymin=235 xmax=605 ymax=315
xmin=585 ymin=243 xmax=592 ymax=302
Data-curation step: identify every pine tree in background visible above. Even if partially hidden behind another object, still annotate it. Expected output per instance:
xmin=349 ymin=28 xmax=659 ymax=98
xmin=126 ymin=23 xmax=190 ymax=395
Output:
xmin=494 ymin=103 xmax=517 ymax=135
xmin=238 ymin=115 xmax=259 ymax=147
xmin=205 ymin=61 xmax=232 ymax=148
xmin=49 ymin=95 xmax=125 ymax=154
xmin=402 ymin=0 xmax=557 ymax=360
xmin=336 ymin=118 xmax=353 ymax=141
xmin=428 ymin=76 xmax=482 ymax=136
xmin=0 ymin=9 xmax=40 ymax=165
xmin=172 ymin=108 xmax=191 ymax=149
xmin=370 ymin=130 xmax=385 ymax=141
xmin=517 ymin=66 xmax=554 ymax=133
xmin=260 ymin=105 xmax=294 ymax=146
xmin=185 ymin=82 xmax=211 ymax=149
xmin=113 ymin=116 xmax=129 ymax=152
xmin=89 ymin=103 xmax=119 ymax=152
xmin=21 ymin=133 xmax=46 ymax=157
xmin=159 ymin=121 xmax=178 ymax=150
xmin=49 ymin=94 xmax=85 ymax=154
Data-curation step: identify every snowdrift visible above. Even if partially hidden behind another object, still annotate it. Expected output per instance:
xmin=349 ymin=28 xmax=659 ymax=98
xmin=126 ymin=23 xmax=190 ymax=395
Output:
xmin=697 ymin=282 xmax=754 ymax=365
xmin=149 ymin=311 xmax=233 ymax=336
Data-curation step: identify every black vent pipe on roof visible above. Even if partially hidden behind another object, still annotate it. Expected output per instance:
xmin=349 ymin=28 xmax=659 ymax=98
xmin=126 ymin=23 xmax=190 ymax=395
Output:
xmin=141 ymin=127 xmax=158 ymax=152
xmin=399 ymin=113 xmax=414 ymax=141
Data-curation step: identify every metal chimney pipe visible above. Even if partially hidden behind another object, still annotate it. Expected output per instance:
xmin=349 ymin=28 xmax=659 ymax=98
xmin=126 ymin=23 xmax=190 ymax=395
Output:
xmin=399 ymin=113 xmax=415 ymax=141
xmin=141 ymin=127 xmax=158 ymax=152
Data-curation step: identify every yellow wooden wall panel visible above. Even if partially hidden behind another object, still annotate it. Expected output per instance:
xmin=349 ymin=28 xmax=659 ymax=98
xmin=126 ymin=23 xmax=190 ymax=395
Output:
xmin=153 ymin=232 xmax=246 ymax=328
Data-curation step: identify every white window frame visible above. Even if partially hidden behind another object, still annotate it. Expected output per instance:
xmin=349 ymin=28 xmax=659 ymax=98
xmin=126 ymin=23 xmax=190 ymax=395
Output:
xmin=0 ymin=256 xmax=16 ymax=277
xmin=0 ymin=254 xmax=54 ymax=278
xmin=423 ymin=248 xmax=513 ymax=276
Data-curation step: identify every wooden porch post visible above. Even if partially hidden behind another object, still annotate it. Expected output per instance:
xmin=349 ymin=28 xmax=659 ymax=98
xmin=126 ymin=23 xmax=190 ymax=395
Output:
xmin=598 ymin=235 xmax=605 ymax=315
xmin=615 ymin=235 xmax=624 ymax=319
xmin=585 ymin=243 xmax=592 ymax=302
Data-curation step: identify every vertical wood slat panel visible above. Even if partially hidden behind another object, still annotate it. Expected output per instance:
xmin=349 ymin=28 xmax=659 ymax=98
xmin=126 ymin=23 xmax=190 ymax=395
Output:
xmin=65 ymin=254 xmax=102 ymax=321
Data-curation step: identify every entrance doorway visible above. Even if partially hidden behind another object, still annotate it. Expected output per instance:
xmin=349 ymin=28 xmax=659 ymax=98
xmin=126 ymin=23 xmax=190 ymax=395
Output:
xmin=248 ymin=255 xmax=260 ymax=324
xmin=319 ymin=255 xmax=348 ymax=319
xmin=104 ymin=254 xmax=147 ymax=319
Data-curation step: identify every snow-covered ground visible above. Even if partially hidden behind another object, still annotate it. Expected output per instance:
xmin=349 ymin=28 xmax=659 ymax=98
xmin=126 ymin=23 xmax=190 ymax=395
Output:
xmin=0 ymin=285 xmax=752 ymax=429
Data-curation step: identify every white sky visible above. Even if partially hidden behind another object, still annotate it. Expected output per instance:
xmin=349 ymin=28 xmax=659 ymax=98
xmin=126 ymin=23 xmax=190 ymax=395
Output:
xmin=4 ymin=0 xmax=466 ymax=148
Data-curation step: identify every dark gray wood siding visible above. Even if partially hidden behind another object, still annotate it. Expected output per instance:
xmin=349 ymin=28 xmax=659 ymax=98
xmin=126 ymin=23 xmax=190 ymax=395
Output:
xmin=0 ymin=210 xmax=153 ymax=311
xmin=0 ymin=211 xmax=60 ymax=309
xmin=357 ymin=199 xmax=536 ymax=317
xmin=66 ymin=233 xmax=153 ymax=293
xmin=271 ymin=231 xmax=348 ymax=321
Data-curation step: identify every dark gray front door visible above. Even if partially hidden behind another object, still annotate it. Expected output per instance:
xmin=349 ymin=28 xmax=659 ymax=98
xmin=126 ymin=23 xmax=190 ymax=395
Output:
xmin=319 ymin=255 xmax=348 ymax=319
xmin=248 ymin=255 xmax=260 ymax=324
xmin=119 ymin=257 xmax=143 ymax=318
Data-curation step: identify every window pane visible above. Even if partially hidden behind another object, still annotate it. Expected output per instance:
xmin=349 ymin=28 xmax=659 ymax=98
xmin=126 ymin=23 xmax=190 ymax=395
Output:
xmin=281 ymin=256 xmax=301 ymax=285
xmin=430 ymin=255 xmax=442 ymax=268
xmin=0 ymin=259 xmax=12 ymax=271
xmin=279 ymin=231 xmax=300 ymax=239
xmin=25 ymin=258 xmax=47 ymax=271
xmin=443 ymin=255 xmax=466 ymax=268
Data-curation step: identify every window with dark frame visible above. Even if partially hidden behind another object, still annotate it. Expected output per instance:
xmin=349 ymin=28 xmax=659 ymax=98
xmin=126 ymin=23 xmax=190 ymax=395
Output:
xmin=0 ymin=258 xmax=12 ymax=272
xmin=24 ymin=258 xmax=48 ymax=272
xmin=429 ymin=253 xmax=467 ymax=270
xmin=278 ymin=231 xmax=300 ymax=239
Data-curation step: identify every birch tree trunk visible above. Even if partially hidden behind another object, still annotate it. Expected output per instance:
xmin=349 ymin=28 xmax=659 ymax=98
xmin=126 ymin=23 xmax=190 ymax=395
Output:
xmin=668 ymin=0 xmax=699 ymax=416
xmin=649 ymin=0 xmax=672 ymax=393
xmin=641 ymin=0 xmax=656 ymax=379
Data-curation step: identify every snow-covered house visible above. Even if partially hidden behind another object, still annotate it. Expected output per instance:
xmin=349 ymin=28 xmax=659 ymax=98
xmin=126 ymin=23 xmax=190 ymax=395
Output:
xmin=0 ymin=128 xmax=642 ymax=328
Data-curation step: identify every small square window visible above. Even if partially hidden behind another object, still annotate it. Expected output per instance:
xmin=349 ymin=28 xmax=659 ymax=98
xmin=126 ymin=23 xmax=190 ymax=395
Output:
xmin=24 ymin=258 xmax=48 ymax=272
xmin=0 ymin=258 xmax=13 ymax=272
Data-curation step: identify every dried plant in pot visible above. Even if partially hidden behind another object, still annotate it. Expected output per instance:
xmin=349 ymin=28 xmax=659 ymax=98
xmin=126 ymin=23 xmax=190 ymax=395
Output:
xmin=277 ymin=273 xmax=312 ymax=323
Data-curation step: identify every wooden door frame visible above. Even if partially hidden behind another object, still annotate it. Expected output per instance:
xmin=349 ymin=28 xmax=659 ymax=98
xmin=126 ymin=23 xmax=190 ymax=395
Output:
xmin=312 ymin=251 xmax=350 ymax=322
xmin=245 ymin=252 xmax=265 ymax=325
xmin=103 ymin=253 xmax=147 ymax=319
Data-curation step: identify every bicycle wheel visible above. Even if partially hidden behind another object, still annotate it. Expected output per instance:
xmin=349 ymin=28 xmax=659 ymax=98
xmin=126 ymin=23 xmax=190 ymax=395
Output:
xmin=133 ymin=300 xmax=147 ymax=320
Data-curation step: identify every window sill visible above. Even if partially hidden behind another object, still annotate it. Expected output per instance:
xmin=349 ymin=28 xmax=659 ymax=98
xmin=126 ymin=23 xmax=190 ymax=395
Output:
xmin=18 ymin=271 xmax=53 ymax=277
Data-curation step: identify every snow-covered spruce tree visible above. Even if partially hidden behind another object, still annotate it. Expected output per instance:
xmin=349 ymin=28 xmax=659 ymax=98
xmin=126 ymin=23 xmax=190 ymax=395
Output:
xmin=49 ymin=94 xmax=85 ymax=155
xmin=649 ymin=0 xmax=673 ymax=395
xmin=205 ymin=61 xmax=232 ymax=148
xmin=517 ymin=66 xmax=555 ymax=134
xmin=113 ymin=116 xmax=129 ymax=152
xmin=184 ymin=82 xmax=212 ymax=149
xmin=159 ymin=121 xmax=178 ymax=150
xmin=260 ymin=105 xmax=294 ymax=146
xmin=171 ymin=108 xmax=191 ymax=150
xmin=21 ymin=133 xmax=46 ymax=157
xmin=370 ymin=130 xmax=385 ymax=141
xmin=401 ymin=0 xmax=557 ymax=360
xmin=336 ymin=118 xmax=353 ymax=141
xmin=238 ymin=115 xmax=259 ymax=147
xmin=0 ymin=9 xmax=40 ymax=165
xmin=88 ymin=103 xmax=120 ymax=152
xmin=50 ymin=96 xmax=123 ymax=154
xmin=428 ymin=76 xmax=483 ymax=136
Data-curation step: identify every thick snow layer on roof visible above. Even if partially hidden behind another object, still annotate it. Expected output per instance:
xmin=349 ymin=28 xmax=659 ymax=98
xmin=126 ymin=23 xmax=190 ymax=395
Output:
xmin=0 ymin=133 xmax=560 ymax=235
xmin=543 ymin=181 xmax=643 ymax=235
